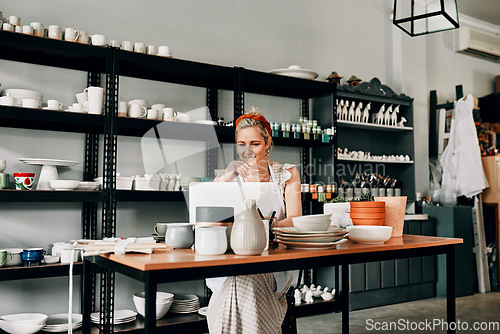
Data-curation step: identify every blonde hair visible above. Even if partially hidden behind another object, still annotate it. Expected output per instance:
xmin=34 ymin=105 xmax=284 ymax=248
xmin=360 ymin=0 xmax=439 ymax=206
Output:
xmin=235 ymin=106 xmax=274 ymax=155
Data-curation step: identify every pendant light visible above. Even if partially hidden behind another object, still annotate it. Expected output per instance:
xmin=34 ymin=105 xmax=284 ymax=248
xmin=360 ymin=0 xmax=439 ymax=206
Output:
xmin=393 ymin=0 xmax=459 ymax=37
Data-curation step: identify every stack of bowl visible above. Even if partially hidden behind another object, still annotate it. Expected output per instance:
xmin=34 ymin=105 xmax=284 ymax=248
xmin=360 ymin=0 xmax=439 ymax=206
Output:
xmin=350 ymin=201 xmax=385 ymax=225
xmin=291 ymin=213 xmax=332 ymax=231
xmin=0 ymin=313 xmax=47 ymax=334
xmin=132 ymin=292 xmax=174 ymax=319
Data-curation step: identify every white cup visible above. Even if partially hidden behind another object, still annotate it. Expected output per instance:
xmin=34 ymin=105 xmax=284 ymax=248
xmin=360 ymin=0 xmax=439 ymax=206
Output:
xmin=386 ymin=188 xmax=394 ymax=197
xmin=176 ymin=112 xmax=191 ymax=123
xmin=75 ymin=92 xmax=88 ymax=105
xmin=84 ymin=86 xmax=104 ymax=114
xmin=30 ymin=22 xmax=44 ymax=37
xmin=118 ymin=101 xmax=127 ymax=117
xmin=2 ymin=23 xmax=14 ymax=31
xmin=0 ymin=95 xmax=17 ymax=106
xmin=91 ymin=34 xmax=107 ymax=46
xmin=48 ymin=25 xmax=62 ymax=40
xmin=108 ymin=40 xmax=120 ymax=47
xmin=147 ymin=45 xmax=156 ymax=55
xmin=47 ymin=99 xmax=62 ymax=110
xmin=151 ymin=104 xmax=166 ymax=119
xmin=78 ymin=31 xmax=89 ymax=44
xmin=129 ymin=104 xmax=147 ymax=118
xmin=158 ymin=45 xmax=172 ymax=57
xmin=64 ymin=27 xmax=80 ymax=42
xmin=22 ymin=25 xmax=33 ymax=35
xmin=162 ymin=107 xmax=176 ymax=121
xmin=134 ymin=42 xmax=145 ymax=53
xmin=22 ymin=98 xmax=39 ymax=108
xmin=72 ymin=103 xmax=83 ymax=112
xmin=9 ymin=16 xmax=20 ymax=26
xmin=147 ymin=109 xmax=158 ymax=120
xmin=14 ymin=25 xmax=22 ymax=33
xmin=128 ymin=99 xmax=147 ymax=108
xmin=121 ymin=41 xmax=133 ymax=51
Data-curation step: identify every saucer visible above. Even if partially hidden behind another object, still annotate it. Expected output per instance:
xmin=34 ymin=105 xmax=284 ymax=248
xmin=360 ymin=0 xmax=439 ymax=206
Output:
xmin=152 ymin=234 xmax=165 ymax=241
xmin=194 ymin=120 xmax=217 ymax=125
xmin=42 ymin=107 xmax=64 ymax=111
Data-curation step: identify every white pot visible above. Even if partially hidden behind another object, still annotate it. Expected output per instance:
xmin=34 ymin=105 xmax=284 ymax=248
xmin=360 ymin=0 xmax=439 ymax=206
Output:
xmin=323 ymin=202 xmax=352 ymax=227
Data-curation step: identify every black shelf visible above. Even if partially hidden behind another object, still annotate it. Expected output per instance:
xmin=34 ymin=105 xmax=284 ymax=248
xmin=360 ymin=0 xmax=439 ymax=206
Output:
xmin=336 ymin=90 xmax=412 ymax=106
xmin=0 ymin=106 xmax=105 ymax=134
xmin=0 ymin=190 xmax=103 ymax=202
xmin=0 ymin=30 xmax=109 ymax=72
xmin=0 ymin=262 xmax=83 ymax=281
xmin=117 ymin=50 xmax=234 ymax=90
xmin=115 ymin=190 xmax=185 ymax=202
xmin=241 ymin=68 xmax=335 ymax=99
xmin=295 ymin=299 xmax=339 ymax=318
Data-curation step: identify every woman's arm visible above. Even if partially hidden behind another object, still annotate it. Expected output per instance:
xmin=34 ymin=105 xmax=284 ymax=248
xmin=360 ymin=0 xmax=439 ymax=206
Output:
xmin=277 ymin=166 xmax=302 ymax=227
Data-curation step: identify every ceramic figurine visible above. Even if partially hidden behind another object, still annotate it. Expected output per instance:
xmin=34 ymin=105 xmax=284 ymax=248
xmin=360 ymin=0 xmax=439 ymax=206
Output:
xmin=354 ymin=102 xmax=363 ymax=123
xmin=376 ymin=104 xmax=385 ymax=124
xmin=323 ymin=287 xmax=329 ymax=292
xmin=405 ymin=155 xmax=410 ymax=161
xmin=391 ymin=105 xmax=399 ymax=126
xmin=384 ymin=104 xmax=392 ymax=126
xmin=166 ymin=174 xmax=175 ymax=191
xmin=321 ymin=292 xmax=334 ymax=301
xmin=398 ymin=116 xmax=407 ymax=127
xmin=301 ymin=285 xmax=309 ymax=293
xmin=316 ymin=285 xmax=322 ymax=291
xmin=327 ymin=71 xmax=343 ymax=85
xmin=304 ymin=290 xmax=314 ymax=304
xmin=294 ymin=289 xmax=302 ymax=306
xmin=348 ymin=101 xmax=355 ymax=122
xmin=310 ymin=284 xmax=315 ymax=290
xmin=362 ymin=102 xmax=371 ymax=123
xmin=347 ymin=75 xmax=362 ymax=87
xmin=341 ymin=100 xmax=349 ymax=121
xmin=174 ymin=174 xmax=181 ymax=191
xmin=336 ymin=99 xmax=343 ymax=119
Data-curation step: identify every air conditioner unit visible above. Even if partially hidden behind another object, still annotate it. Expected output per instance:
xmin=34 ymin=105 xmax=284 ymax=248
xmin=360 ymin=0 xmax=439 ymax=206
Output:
xmin=454 ymin=26 xmax=500 ymax=62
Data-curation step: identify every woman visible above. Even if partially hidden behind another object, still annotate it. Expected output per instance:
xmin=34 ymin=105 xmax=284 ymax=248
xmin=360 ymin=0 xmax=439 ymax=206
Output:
xmin=207 ymin=108 xmax=302 ymax=333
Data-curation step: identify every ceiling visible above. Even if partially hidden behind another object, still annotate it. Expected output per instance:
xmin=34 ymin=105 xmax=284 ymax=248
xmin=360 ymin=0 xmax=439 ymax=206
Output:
xmin=458 ymin=0 xmax=500 ymax=26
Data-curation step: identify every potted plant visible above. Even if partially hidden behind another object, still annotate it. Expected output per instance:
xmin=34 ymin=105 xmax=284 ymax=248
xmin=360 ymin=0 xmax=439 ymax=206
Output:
xmin=350 ymin=191 xmax=385 ymax=225
xmin=323 ymin=195 xmax=352 ymax=228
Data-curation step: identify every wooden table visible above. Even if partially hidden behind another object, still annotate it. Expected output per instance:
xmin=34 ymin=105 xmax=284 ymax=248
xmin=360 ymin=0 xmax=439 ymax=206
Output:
xmin=83 ymin=235 xmax=462 ymax=334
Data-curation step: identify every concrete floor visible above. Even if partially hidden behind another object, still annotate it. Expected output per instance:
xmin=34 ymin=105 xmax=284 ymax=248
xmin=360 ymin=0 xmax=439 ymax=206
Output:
xmin=297 ymin=292 xmax=500 ymax=334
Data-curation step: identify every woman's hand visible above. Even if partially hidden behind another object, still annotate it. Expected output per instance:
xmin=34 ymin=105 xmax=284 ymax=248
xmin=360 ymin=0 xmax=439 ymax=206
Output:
xmin=214 ymin=158 xmax=259 ymax=182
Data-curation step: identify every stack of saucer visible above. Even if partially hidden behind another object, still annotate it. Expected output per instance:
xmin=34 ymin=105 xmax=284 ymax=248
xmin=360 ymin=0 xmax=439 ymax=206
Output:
xmin=273 ymin=227 xmax=349 ymax=249
xmin=90 ymin=310 xmax=137 ymax=325
xmin=43 ymin=313 xmax=83 ymax=332
xmin=169 ymin=294 xmax=200 ymax=314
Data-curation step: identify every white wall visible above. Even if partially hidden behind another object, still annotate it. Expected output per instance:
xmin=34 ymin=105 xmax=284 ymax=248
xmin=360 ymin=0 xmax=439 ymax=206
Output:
xmin=1 ymin=0 xmax=499 ymax=314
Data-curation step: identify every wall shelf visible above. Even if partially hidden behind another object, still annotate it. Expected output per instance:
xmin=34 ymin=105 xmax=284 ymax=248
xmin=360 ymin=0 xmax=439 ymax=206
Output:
xmin=0 ymin=190 xmax=103 ymax=202
xmin=0 ymin=262 xmax=82 ymax=281
xmin=115 ymin=190 xmax=185 ymax=202
xmin=336 ymin=120 xmax=413 ymax=132
xmin=337 ymin=157 xmax=414 ymax=164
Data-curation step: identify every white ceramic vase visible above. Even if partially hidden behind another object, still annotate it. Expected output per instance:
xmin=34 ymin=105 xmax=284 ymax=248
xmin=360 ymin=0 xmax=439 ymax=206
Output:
xmin=230 ymin=199 xmax=267 ymax=255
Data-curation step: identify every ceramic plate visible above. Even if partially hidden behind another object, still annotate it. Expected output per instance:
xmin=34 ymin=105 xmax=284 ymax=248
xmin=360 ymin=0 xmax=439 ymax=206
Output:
xmin=268 ymin=68 xmax=319 ymax=80
xmin=274 ymin=230 xmax=348 ymax=238
xmin=194 ymin=120 xmax=217 ymax=125
xmin=273 ymin=227 xmax=347 ymax=235
xmin=42 ymin=107 xmax=64 ymax=111
xmin=278 ymin=238 xmax=348 ymax=249
xmin=276 ymin=235 xmax=346 ymax=243
xmin=19 ymin=158 xmax=79 ymax=167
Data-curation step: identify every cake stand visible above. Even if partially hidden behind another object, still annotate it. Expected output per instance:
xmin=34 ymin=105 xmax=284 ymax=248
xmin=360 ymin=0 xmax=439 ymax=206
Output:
xmin=19 ymin=158 xmax=79 ymax=190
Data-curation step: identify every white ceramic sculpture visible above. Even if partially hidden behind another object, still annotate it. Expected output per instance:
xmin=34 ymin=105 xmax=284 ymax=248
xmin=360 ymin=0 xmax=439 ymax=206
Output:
xmin=347 ymin=101 xmax=355 ymax=122
xmin=322 ymin=292 xmax=334 ymax=301
xmin=304 ymin=290 xmax=314 ymax=304
xmin=336 ymin=99 xmax=343 ymax=120
xmin=384 ymin=104 xmax=392 ymax=125
xmin=354 ymin=102 xmax=362 ymax=123
xmin=398 ymin=116 xmax=407 ymax=127
xmin=362 ymin=102 xmax=371 ymax=123
xmin=376 ymin=104 xmax=385 ymax=124
xmin=391 ymin=105 xmax=399 ymax=126
xmin=341 ymin=100 xmax=349 ymax=120
xmin=294 ymin=289 xmax=302 ymax=306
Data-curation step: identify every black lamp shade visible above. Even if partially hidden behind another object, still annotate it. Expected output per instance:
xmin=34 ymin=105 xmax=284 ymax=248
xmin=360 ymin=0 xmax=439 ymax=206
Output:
xmin=393 ymin=0 xmax=459 ymax=37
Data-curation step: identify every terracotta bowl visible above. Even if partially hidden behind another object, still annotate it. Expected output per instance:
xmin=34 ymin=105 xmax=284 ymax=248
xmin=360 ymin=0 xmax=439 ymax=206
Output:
xmin=351 ymin=218 xmax=384 ymax=226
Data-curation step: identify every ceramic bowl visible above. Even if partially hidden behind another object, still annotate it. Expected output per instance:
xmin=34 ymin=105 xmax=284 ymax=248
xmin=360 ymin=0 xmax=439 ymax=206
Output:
xmin=43 ymin=255 xmax=60 ymax=264
xmin=346 ymin=226 xmax=392 ymax=244
xmin=0 ymin=313 xmax=47 ymax=325
xmin=292 ymin=214 xmax=332 ymax=231
xmin=0 ymin=320 xmax=45 ymax=334
xmin=133 ymin=292 xmax=174 ymax=319
xmin=49 ymin=180 xmax=80 ymax=191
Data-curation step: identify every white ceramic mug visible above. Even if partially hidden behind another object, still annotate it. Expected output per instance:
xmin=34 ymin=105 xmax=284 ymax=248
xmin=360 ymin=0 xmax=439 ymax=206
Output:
xmin=129 ymin=104 xmax=147 ymax=118
xmin=91 ymin=34 xmax=107 ymax=46
xmin=162 ymin=107 xmax=176 ymax=121
xmin=118 ymin=101 xmax=127 ymax=117
xmin=48 ymin=25 xmax=62 ymax=39
xmin=84 ymin=86 xmax=104 ymax=114
xmin=4 ymin=248 xmax=22 ymax=266
xmin=2 ymin=23 xmax=14 ymax=31
xmin=22 ymin=25 xmax=33 ymax=35
xmin=22 ymin=98 xmax=39 ymax=108
xmin=30 ymin=22 xmax=44 ymax=37
xmin=72 ymin=103 xmax=83 ymax=112
xmin=134 ymin=42 xmax=145 ymax=53
xmin=47 ymin=99 xmax=62 ymax=110
xmin=75 ymin=92 xmax=88 ymax=105
xmin=14 ymin=25 xmax=22 ymax=33
xmin=147 ymin=45 xmax=156 ymax=55
xmin=78 ymin=31 xmax=89 ymax=44
xmin=121 ymin=41 xmax=133 ymax=51
xmin=64 ymin=27 xmax=79 ymax=42
xmin=128 ymin=99 xmax=147 ymax=108
xmin=9 ymin=16 xmax=20 ymax=26
xmin=60 ymin=248 xmax=79 ymax=264
xmin=147 ymin=109 xmax=158 ymax=120
xmin=0 ymin=95 xmax=17 ymax=106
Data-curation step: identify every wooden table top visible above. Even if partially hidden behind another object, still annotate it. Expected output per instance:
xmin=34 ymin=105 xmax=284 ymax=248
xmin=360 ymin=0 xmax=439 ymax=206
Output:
xmin=100 ymin=234 xmax=462 ymax=272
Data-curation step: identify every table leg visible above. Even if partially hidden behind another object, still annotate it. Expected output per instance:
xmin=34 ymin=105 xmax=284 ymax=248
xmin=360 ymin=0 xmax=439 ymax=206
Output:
xmin=341 ymin=264 xmax=349 ymax=334
xmin=446 ymin=245 xmax=456 ymax=334
xmin=144 ymin=274 xmax=157 ymax=334
xmin=82 ymin=259 xmax=92 ymax=334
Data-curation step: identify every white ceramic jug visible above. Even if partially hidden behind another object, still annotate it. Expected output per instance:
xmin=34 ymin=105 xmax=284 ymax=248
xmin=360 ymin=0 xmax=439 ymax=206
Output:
xmin=230 ymin=199 xmax=267 ymax=255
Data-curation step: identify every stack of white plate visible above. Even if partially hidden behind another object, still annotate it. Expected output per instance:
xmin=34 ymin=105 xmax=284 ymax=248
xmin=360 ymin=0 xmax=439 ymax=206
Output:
xmin=1 ymin=89 xmax=43 ymax=108
xmin=273 ymin=227 xmax=349 ymax=249
xmin=169 ymin=294 xmax=200 ymax=314
xmin=90 ymin=310 xmax=137 ymax=325
xmin=43 ymin=313 xmax=82 ymax=332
